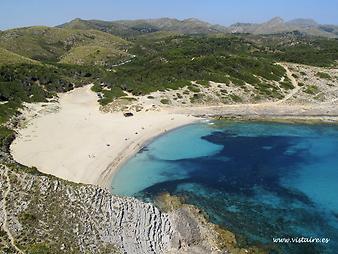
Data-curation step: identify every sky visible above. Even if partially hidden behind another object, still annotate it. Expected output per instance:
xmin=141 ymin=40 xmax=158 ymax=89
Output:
xmin=1 ymin=0 xmax=338 ymax=30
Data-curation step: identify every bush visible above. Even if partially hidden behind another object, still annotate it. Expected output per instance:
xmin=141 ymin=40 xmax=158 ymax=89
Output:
xmin=19 ymin=212 xmax=37 ymax=224
xmin=188 ymin=86 xmax=201 ymax=93
xmin=316 ymin=72 xmax=331 ymax=79
xmin=280 ymin=80 xmax=295 ymax=90
xmin=160 ymin=98 xmax=170 ymax=104
xmin=304 ymin=85 xmax=320 ymax=95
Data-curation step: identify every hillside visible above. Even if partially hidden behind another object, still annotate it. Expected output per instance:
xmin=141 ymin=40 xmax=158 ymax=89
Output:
xmin=0 ymin=26 xmax=131 ymax=65
xmin=0 ymin=26 xmax=337 ymax=108
xmin=58 ymin=17 xmax=228 ymax=37
xmin=0 ymin=47 xmax=38 ymax=65
xmin=91 ymin=32 xmax=338 ymax=105
xmin=0 ymin=21 xmax=337 ymax=126
xmin=59 ymin=45 xmax=130 ymax=66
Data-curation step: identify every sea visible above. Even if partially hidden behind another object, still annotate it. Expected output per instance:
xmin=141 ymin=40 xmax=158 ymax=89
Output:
xmin=111 ymin=121 xmax=338 ymax=253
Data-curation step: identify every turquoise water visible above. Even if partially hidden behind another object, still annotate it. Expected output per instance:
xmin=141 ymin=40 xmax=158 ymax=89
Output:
xmin=111 ymin=121 xmax=338 ymax=253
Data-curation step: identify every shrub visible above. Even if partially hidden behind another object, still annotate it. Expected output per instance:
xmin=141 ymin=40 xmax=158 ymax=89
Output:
xmin=316 ymin=72 xmax=331 ymax=79
xmin=160 ymin=98 xmax=170 ymax=104
xmin=280 ymin=81 xmax=295 ymax=90
xmin=304 ymin=85 xmax=320 ymax=95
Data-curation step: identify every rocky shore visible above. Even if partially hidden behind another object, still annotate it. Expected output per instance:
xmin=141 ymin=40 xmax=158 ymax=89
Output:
xmin=0 ymin=163 xmax=244 ymax=253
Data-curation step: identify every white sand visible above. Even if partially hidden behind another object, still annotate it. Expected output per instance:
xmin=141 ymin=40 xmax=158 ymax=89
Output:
xmin=11 ymin=83 xmax=337 ymax=188
xmin=10 ymin=85 xmax=198 ymax=187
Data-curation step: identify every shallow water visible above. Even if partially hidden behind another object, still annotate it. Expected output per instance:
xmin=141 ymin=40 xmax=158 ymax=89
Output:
xmin=111 ymin=121 xmax=338 ymax=253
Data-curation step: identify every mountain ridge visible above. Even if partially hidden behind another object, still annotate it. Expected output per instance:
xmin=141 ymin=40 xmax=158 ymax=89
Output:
xmin=57 ymin=17 xmax=338 ymax=38
xmin=57 ymin=17 xmax=228 ymax=37
xmin=228 ymin=16 xmax=338 ymax=37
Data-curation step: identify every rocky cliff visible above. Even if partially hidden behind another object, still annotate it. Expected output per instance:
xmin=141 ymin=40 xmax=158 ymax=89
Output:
xmin=0 ymin=160 xmax=227 ymax=253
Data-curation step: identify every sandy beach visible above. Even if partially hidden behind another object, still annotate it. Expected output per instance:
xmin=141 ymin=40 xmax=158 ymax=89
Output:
xmin=10 ymin=83 xmax=338 ymax=189
xmin=10 ymin=85 xmax=198 ymax=187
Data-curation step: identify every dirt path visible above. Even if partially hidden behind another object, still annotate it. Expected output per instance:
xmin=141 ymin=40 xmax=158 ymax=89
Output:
xmin=2 ymin=167 xmax=25 ymax=254
xmin=277 ymin=63 xmax=301 ymax=103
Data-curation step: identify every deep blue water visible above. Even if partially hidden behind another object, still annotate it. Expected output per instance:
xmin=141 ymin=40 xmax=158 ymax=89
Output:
xmin=111 ymin=121 xmax=338 ymax=253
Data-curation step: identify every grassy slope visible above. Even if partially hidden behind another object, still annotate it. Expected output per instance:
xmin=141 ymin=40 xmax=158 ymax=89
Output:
xmin=59 ymin=45 xmax=129 ymax=66
xmin=0 ymin=47 xmax=38 ymax=65
xmin=0 ymin=26 xmax=130 ymax=65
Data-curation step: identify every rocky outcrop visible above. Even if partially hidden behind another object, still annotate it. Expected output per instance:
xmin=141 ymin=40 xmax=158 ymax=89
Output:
xmin=0 ymin=164 xmax=224 ymax=254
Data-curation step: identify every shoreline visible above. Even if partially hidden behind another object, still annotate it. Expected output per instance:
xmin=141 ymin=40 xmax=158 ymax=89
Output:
xmin=97 ymin=121 xmax=201 ymax=189
xmin=10 ymin=85 xmax=199 ymax=187
xmin=95 ymin=113 xmax=338 ymax=189
xmin=9 ymin=85 xmax=338 ymax=190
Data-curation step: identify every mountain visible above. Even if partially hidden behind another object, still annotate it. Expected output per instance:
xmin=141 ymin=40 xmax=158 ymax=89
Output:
xmin=58 ymin=18 xmax=229 ymax=37
xmin=229 ymin=17 xmax=338 ymax=37
xmin=0 ymin=26 xmax=131 ymax=66
xmin=59 ymin=17 xmax=338 ymax=38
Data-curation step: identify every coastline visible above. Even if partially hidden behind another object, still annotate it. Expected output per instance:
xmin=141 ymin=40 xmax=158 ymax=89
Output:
xmin=9 ymin=85 xmax=338 ymax=190
xmin=10 ymin=85 xmax=199 ymax=188
xmin=96 ymin=120 xmax=201 ymax=189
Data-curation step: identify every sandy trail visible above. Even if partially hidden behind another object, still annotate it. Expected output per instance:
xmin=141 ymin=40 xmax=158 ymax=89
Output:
xmin=10 ymin=85 xmax=198 ymax=187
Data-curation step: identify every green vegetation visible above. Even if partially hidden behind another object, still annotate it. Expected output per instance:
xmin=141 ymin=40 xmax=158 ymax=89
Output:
xmin=253 ymin=82 xmax=283 ymax=99
xmin=196 ymin=80 xmax=210 ymax=87
xmin=0 ymin=62 xmax=122 ymax=144
xmin=0 ymin=126 xmax=14 ymax=153
xmin=316 ymin=71 xmax=331 ymax=79
xmin=257 ymin=33 xmax=338 ymax=67
xmin=59 ymin=18 xmax=227 ymax=38
xmin=19 ymin=212 xmax=38 ymax=224
xmin=59 ymin=45 xmax=129 ymax=66
xmin=0 ymin=26 xmax=336 ymax=115
xmin=304 ymin=85 xmax=320 ymax=95
xmin=229 ymin=94 xmax=242 ymax=102
xmin=0 ymin=48 xmax=38 ymax=65
xmin=100 ymin=87 xmax=126 ymax=105
xmin=0 ymin=63 xmax=105 ymax=100
xmin=279 ymin=79 xmax=295 ymax=90
xmin=91 ymin=83 xmax=126 ymax=105
xmin=26 ymin=243 xmax=52 ymax=254
xmin=160 ymin=98 xmax=170 ymax=104
xmin=0 ymin=26 xmax=130 ymax=66
xmin=103 ymin=35 xmax=287 ymax=96
xmin=188 ymin=85 xmax=201 ymax=93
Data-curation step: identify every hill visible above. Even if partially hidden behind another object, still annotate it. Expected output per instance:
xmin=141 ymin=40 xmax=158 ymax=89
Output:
xmin=229 ymin=17 xmax=338 ymax=37
xmin=0 ymin=26 xmax=131 ymax=66
xmin=58 ymin=17 xmax=228 ymax=38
